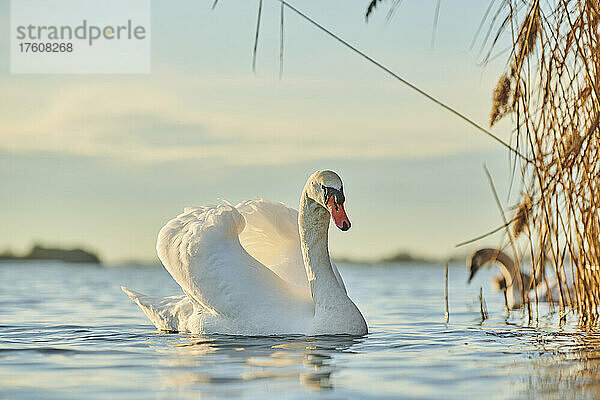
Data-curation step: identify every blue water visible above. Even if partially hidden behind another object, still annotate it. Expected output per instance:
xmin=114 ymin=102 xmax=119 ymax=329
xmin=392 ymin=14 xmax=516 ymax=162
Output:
xmin=1 ymin=261 xmax=599 ymax=399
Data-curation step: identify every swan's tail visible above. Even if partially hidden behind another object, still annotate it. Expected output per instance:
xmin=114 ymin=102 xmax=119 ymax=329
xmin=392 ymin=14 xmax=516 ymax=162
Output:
xmin=121 ymin=286 xmax=194 ymax=332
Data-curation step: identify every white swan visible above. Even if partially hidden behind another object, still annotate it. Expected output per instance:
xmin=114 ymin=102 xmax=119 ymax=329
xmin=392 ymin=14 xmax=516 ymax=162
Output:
xmin=467 ymin=248 xmax=575 ymax=310
xmin=122 ymin=170 xmax=368 ymax=336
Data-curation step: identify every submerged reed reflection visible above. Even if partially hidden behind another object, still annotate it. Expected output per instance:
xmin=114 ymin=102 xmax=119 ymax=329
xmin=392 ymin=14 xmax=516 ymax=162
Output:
xmin=510 ymin=329 xmax=600 ymax=399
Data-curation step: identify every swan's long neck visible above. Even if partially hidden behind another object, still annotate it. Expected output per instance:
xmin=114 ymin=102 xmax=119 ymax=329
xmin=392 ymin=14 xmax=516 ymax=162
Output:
xmin=298 ymin=191 xmax=346 ymax=308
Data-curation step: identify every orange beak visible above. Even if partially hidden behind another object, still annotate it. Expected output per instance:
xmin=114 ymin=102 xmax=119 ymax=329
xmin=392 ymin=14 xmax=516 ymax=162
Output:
xmin=326 ymin=196 xmax=351 ymax=231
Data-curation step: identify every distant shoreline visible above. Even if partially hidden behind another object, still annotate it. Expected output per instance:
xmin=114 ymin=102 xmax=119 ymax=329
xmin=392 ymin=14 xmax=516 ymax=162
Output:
xmin=335 ymin=251 xmax=466 ymax=265
xmin=0 ymin=245 xmax=101 ymax=264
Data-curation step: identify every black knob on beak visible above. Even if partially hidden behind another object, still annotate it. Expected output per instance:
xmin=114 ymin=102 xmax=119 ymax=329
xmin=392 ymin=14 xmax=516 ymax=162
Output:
xmin=341 ymin=221 xmax=350 ymax=231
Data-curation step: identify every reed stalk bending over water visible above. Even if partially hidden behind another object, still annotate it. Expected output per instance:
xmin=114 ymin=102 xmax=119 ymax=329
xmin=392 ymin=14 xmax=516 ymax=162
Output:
xmin=481 ymin=0 xmax=600 ymax=323
xmin=364 ymin=0 xmax=597 ymax=322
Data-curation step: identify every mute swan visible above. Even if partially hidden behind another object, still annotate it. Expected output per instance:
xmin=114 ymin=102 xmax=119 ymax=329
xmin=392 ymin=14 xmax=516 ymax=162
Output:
xmin=467 ymin=248 xmax=574 ymax=310
xmin=122 ymin=170 xmax=368 ymax=336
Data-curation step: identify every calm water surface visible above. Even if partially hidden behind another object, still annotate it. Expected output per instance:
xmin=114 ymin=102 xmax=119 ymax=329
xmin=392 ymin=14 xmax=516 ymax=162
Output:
xmin=1 ymin=262 xmax=600 ymax=399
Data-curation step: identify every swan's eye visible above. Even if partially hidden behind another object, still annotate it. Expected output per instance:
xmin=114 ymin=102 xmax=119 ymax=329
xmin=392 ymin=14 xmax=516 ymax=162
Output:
xmin=322 ymin=186 xmax=345 ymax=207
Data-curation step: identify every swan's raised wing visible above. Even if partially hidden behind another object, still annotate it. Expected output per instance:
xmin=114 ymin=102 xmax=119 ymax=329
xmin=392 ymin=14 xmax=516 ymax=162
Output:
xmin=236 ymin=199 xmax=308 ymax=290
xmin=236 ymin=199 xmax=346 ymax=294
xmin=156 ymin=204 xmax=311 ymax=324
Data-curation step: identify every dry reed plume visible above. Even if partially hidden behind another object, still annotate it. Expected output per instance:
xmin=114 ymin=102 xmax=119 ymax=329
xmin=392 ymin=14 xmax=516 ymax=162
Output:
xmin=513 ymin=194 xmax=532 ymax=238
xmin=491 ymin=74 xmax=513 ymax=127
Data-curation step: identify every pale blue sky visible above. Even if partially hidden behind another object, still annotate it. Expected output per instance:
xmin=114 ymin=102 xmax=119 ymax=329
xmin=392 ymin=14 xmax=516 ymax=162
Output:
xmin=0 ymin=1 xmax=519 ymax=263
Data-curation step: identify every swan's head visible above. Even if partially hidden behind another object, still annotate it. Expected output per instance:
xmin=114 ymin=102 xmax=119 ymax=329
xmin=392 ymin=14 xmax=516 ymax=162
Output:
xmin=467 ymin=249 xmax=491 ymax=283
xmin=469 ymin=254 xmax=507 ymax=291
xmin=305 ymin=170 xmax=351 ymax=231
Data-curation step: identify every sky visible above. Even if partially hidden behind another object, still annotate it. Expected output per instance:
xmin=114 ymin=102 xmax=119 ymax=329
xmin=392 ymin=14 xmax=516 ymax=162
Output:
xmin=0 ymin=0 xmax=521 ymax=263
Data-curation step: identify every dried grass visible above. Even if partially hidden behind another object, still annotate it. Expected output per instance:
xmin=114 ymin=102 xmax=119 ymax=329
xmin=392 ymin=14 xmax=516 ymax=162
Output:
xmin=488 ymin=0 xmax=600 ymax=323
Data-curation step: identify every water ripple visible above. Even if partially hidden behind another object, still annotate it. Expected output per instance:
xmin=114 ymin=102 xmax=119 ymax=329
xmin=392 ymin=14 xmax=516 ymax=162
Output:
xmin=1 ymin=262 xmax=599 ymax=399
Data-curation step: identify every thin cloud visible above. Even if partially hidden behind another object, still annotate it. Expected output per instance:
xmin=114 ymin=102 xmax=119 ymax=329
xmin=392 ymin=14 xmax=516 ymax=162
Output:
xmin=0 ymin=75 xmax=502 ymax=165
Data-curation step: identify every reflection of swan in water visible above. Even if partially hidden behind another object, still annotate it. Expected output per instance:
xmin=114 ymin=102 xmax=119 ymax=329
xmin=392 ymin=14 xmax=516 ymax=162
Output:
xmin=156 ymin=335 xmax=363 ymax=393
xmin=122 ymin=170 xmax=367 ymax=335
xmin=467 ymin=248 xmax=574 ymax=309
